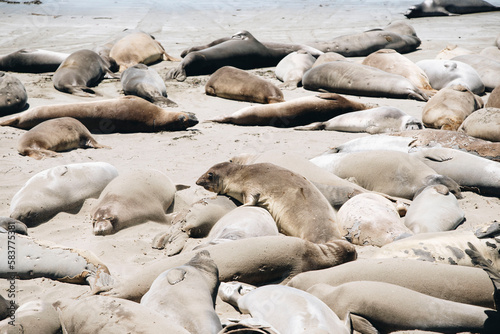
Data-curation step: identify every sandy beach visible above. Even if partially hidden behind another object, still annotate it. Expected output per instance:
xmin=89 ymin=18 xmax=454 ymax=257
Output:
xmin=1 ymin=0 xmax=500 ymax=331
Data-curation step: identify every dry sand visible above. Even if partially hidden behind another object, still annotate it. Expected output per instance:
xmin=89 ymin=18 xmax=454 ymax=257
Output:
xmin=1 ymin=0 xmax=500 ymax=330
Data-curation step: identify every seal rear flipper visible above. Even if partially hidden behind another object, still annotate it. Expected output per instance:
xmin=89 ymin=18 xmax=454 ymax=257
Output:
xmin=153 ymin=96 xmax=178 ymax=108
xmin=0 ymin=115 xmax=20 ymax=127
xmin=294 ymin=122 xmax=326 ymax=131
xmin=64 ymin=86 xmax=99 ymax=97
xmin=21 ymin=148 xmax=61 ymax=160
xmin=349 ymin=313 xmax=380 ymax=334
xmin=165 ymin=66 xmax=187 ymax=82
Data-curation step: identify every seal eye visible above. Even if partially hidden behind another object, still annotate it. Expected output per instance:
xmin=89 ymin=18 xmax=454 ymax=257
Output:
xmin=207 ymin=172 xmax=214 ymax=181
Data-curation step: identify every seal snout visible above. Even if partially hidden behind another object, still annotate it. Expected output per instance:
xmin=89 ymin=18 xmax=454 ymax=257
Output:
xmin=92 ymin=217 xmax=114 ymax=236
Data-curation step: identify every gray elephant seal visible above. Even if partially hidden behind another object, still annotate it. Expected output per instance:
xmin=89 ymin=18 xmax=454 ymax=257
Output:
xmin=275 ymin=50 xmax=316 ymax=89
xmin=121 ymin=63 xmax=177 ymax=107
xmin=303 ymin=61 xmax=429 ymax=101
xmin=486 ymin=84 xmax=500 ymax=108
xmin=205 ymin=66 xmax=284 ymax=104
xmin=0 ymin=48 xmax=69 ymax=73
xmin=10 ymin=162 xmax=118 ymax=227
xmin=17 ymin=117 xmax=109 ymax=160
xmin=459 ymin=107 xmax=500 ymax=142
xmin=453 ymin=54 xmax=500 ymax=91
xmin=405 ymin=0 xmax=500 ymax=18
xmin=0 ymin=95 xmax=198 ymax=133
xmin=141 ymin=251 xmax=222 ymax=334
xmin=53 ymin=49 xmax=118 ymax=97
xmin=0 ymin=71 xmax=28 ymax=116
xmin=196 ymin=162 xmax=342 ymax=243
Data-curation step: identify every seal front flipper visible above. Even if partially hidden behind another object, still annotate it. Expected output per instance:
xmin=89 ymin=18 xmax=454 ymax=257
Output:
xmin=166 ymin=268 xmax=187 ymax=285
xmin=349 ymin=314 xmax=380 ymax=334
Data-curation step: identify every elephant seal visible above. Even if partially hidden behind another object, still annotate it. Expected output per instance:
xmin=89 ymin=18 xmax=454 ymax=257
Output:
xmin=404 ymin=184 xmax=465 ymax=233
xmin=104 ymin=235 xmax=356 ymax=302
xmin=219 ymin=283 xmax=349 ymax=334
xmin=312 ymin=52 xmax=347 ymax=68
xmin=274 ymin=51 xmax=316 ymax=89
xmin=53 ymin=49 xmax=118 ymax=97
xmin=205 ymin=66 xmax=284 ymax=104
xmin=121 ymin=64 xmax=177 ymax=107
xmin=486 ymin=84 xmax=500 ymax=108
xmin=436 ymin=44 xmax=476 ymax=60
xmin=210 ymin=93 xmax=376 ymax=127
xmin=303 ymin=61 xmax=429 ymax=101
xmin=0 ymin=233 xmax=113 ymax=293
xmin=10 ymin=162 xmax=118 ymax=227
xmin=0 ymin=71 xmax=28 ymax=116
xmin=57 ymin=295 xmax=190 ymax=334
xmin=412 ymin=147 xmax=500 ymax=196
xmin=405 ymin=0 xmax=500 ymax=18
xmin=288 ymin=257 xmax=496 ymax=309
xmin=196 ymin=162 xmax=342 ymax=243
xmin=295 ymin=106 xmax=423 ymax=133
xmin=0 ymin=48 xmax=69 ymax=73
xmin=453 ymin=54 xmax=500 ymax=91
xmin=91 ymin=169 xmax=177 ymax=235
xmin=141 ymin=251 xmax=222 ymax=334
xmin=109 ymin=31 xmax=179 ymax=72
xmin=459 ymin=107 xmax=500 ymax=142
xmin=0 ymin=217 xmax=28 ymax=235
xmin=0 ymin=95 xmax=198 ymax=133
xmin=480 ymin=46 xmax=500 ymax=61
xmin=0 ymin=300 xmax=60 ymax=334
xmin=310 ymin=150 xmax=462 ymax=199
xmin=166 ymin=30 xmax=300 ymax=81
xmin=421 ymin=84 xmax=484 ymax=130
xmin=17 ymin=117 xmax=109 ymax=160
xmin=416 ymin=59 xmax=485 ymax=94
xmin=308 ymin=281 xmax=499 ymax=334
xmin=336 ymin=192 xmax=412 ymax=247
xmin=362 ymin=49 xmax=437 ymax=96
xmin=308 ymin=20 xmax=421 ymax=56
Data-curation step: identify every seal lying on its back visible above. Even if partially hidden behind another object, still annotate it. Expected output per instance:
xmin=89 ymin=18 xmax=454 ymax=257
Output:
xmin=0 ymin=49 xmax=69 ymax=73
xmin=196 ymin=162 xmax=342 ymax=243
xmin=405 ymin=0 xmax=500 ymax=18
xmin=0 ymin=71 xmax=28 ymax=116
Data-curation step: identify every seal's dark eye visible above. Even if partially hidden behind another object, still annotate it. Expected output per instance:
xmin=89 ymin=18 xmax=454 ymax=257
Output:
xmin=207 ymin=172 xmax=214 ymax=181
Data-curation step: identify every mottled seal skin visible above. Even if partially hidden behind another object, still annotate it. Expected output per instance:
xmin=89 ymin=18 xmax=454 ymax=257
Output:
xmin=121 ymin=63 xmax=177 ymax=107
xmin=288 ymin=257 xmax=496 ymax=309
xmin=308 ymin=281 xmax=499 ymax=334
xmin=211 ymin=93 xmax=376 ymax=128
xmin=219 ymin=283 xmax=349 ymax=334
xmin=109 ymin=31 xmax=179 ymax=72
xmin=0 ymin=71 xmax=28 ymax=116
xmin=205 ymin=66 xmax=284 ymax=104
xmin=459 ymin=107 xmax=500 ymax=142
xmin=0 ymin=95 xmax=198 ymax=133
xmin=17 ymin=117 xmax=109 ymax=160
xmin=0 ymin=48 xmax=69 ymax=73
xmin=196 ymin=161 xmax=342 ymax=243
xmin=141 ymin=251 xmax=222 ymax=334
xmin=453 ymin=54 xmax=500 ymax=91
xmin=422 ymin=84 xmax=484 ymax=130
xmin=295 ymin=106 xmax=423 ymax=134
xmin=105 ymin=235 xmax=356 ymax=302
xmin=303 ymin=61 xmax=429 ymax=101
xmin=486 ymin=84 xmax=500 ymax=108
xmin=53 ymin=49 xmax=118 ymax=97
xmin=405 ymin=0 xmax=500 ymax=18
xmin=274 ymin=50 xmax=316 ymax=89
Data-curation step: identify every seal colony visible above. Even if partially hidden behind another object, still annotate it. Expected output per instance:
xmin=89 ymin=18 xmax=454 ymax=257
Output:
xmin=1 ymin=1 xmax=500 ymax=333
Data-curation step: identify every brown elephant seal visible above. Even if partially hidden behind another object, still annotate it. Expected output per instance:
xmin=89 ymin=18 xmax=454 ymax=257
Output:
xmin=336 ymin=192 xmax=412 ymax=247
xmin=405 ymin=0 xmax=500 ymax=18
xmin=109 ymin=31 xmax=179 ymax=72
xmin=303 ymin=61 xmax=429 ymax=101
xmin=10 ymin=162 xmax=118 ymax=227
xmin=274 ymin=51 xmax=316 ymax=89
xmin=295 ymin=105 xmax=423 ymax=133
xmin=121 ymin=63 xmax=177 ymax=107
xmin=0 ymin=95 xmax=198 ymax=133
xmin=166 ymin=30 xmax=300 ymax=81
xmin=57 ymin=295 xmax=190 ymax=334
xmin=141 ymin=251 xmax=222 ymax=334
xmin=486 ymin=84 xmax=500 ymax=108
xmin=104 ymin=235 xmax=356 ymax=302
xmin=91 ymin=169 xmax=178 ymax=235
xmin=404 ymin=184 xmax=465 ymax=233
xmin=0 ymin=71 xmax=28 ymax=116
xmin=0 ymin=300 xmax=60 ymax=334
xmin=310 ymin=150 xmax=462 ymax=199
xmin=0 ymin=217 xmax=28 ymax=235
xmin=211 ymin=93 xmax=376 ymax=128
xmin=307 ymin=281 xmax=499 ymax=334
xmin=17 ymin=117 xmax=109 ymax=160
xmin=453 ymin=54 xmax=500 ymax=91
xmin=0 ymin=48 xmax=69 ymax=73
xmin=219 ymin=283 xmax=349 ymax=334
xmin=287 ymin=257 xmax=496 ymax=309
xmin=362 ymin=49 xmax=437 ymax=96
xmin=196 ymin=162 xmax=342 ymax=243
xmin=422 ymin=84 xmax=484 ymax=130
xmin=205 ymin=66 xmax=284 ymax=104
xmin=308 ymin=21 xmax=421 ymax=56
xmin=459 ymin=107 xmax=500 ymax=142
xmin=53 ymin=49 xmax=118 ymax=97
